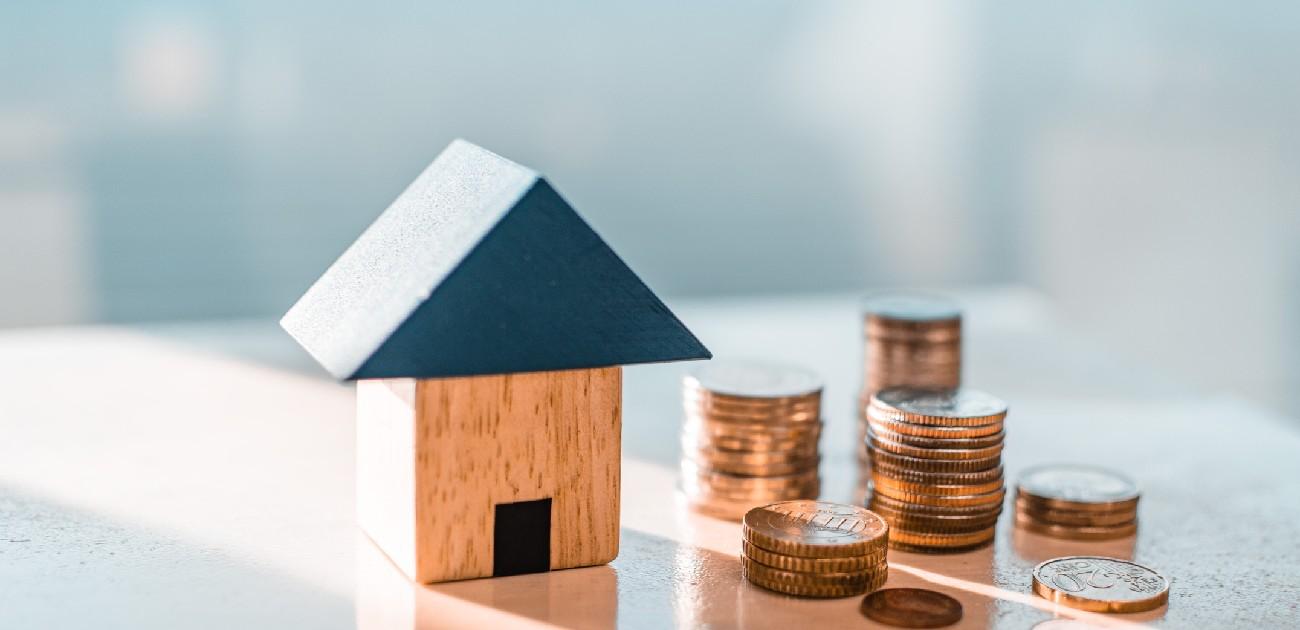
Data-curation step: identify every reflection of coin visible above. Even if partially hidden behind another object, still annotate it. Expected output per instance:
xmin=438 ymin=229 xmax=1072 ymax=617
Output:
xmin=1032 ymin=556 xmax=1169 ymax=613
xmin=860 ymin=588 xmax=963 ymax=628
xmin=685 ymin=360 xmax=823 ymax=400
xmin=743 ymin=501 xmax=888 ymax=558
xmin=1017 ymin=465 xmax=1140 ymax=512
xmin=872 ymin=389 xmax=1008 ymax=426
xmin=741 ymin=541 xmax=884 ymax=573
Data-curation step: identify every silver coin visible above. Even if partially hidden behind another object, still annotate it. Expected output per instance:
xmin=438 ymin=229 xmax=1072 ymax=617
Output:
xmin=875 ymin=388 xmax=1007 ymax=420
xmin=1017 ymin=464 xmax=1139 ymax=506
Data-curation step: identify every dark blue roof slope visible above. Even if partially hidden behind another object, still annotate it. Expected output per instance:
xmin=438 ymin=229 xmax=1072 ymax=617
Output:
xmin=281 ymin=140 xmax=710 ymax=380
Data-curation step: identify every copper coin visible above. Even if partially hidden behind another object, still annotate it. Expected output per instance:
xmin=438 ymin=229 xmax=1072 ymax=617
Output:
xmin=1014 ymin=498 xmax=1137 ymax=527
xmin=868 ymin=429 xmax=1004 ymax=461
xmin=861 ymin=588 xmax=963 ymax=628
xmin=865 ymin=412 xmax=1003 ymax=439
xmin=1032 ymin=556 xmax=1169 ymax=613
xmin=868 ymin=422 xmax=1005 ymax=450
xmin=871 ymin=460 xmax=1005 ymax=486
xmin=869 ymin=492 xmax=1003 ymax=518
xmin=867 ymin=446 xmax=1001 ymax=473
xmin=743 ymin=501 xmax=889 ymax=558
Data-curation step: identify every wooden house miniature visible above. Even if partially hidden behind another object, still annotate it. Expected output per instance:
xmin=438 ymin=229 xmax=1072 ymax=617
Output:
xmin=281 ymin=140 xmax=710 ymax=583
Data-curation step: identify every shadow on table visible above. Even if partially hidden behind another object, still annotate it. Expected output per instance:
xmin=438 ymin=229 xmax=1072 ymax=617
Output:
xmin=0 ymin=485 xmax=352 ymax=629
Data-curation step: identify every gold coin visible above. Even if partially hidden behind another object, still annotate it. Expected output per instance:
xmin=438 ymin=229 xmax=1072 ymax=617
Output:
xmin=1014 ymin=498 xmax=1136 ymax=527
xmin=871 ymin=483 xmax=1004 ymax=507
xmin=865 ymin=413 xmax=1002 ymax=439
xmin=869 ymin=389 xmax=1008 ymax=427
xmin=860 ymin=588 xmax=964 ymax=628
xmin=745 ymin=568 xmax=888 ymax=598
xmin=867 ymin=446 xmax=1001 ymax=473
xmin=869 ymin=503 xmax=1000 ymax=534
xmin=867 ymin=420 xmax=1004 ymax=450
xmin=871 ymin=472 xmax=1004 ymax=497
xmin=870 ymin=460 xmax=1005 ymax=486
xmin=869 ymin=492 xmax=1003 ymax=518
xmin=1016 ymin=465 xmax=1140 ymax=512
xmin=742 ymin=501 xmax=888 ymax=558
xmin=741 ymin=541 xmax=885 ymax=573
xmin=1032 ymin=556 xmax=1169 ymax=613
xmin=742 ymin=556 xmax=888 ymax=598
xmin=867 ymin=429 xmax=1004 ymax=461
xmin=1015 ymin=512 xmax=1137 ymax=540
xmin=890 ymin=526 xmax=996 ymax=549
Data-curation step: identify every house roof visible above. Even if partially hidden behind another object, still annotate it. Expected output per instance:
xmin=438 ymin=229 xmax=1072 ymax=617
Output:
xmin=281 ymin=139 xmax=710 ymax=381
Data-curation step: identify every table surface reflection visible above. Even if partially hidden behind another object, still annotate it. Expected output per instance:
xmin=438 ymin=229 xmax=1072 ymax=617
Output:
xmin=1 ymin=290 xmax=1297 ymax=629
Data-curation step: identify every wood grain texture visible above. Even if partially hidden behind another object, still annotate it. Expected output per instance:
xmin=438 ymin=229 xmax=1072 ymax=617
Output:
xmin=356 ymin=366 xmax=622 ymax=583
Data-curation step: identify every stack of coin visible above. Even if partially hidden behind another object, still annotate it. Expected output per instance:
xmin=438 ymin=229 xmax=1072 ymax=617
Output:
xmin=680 ymin=360 xmax=823 ymax=521
xmin=864 ymin=388 xmax=1007 ymax=552
xmin=859 ymin=295 xmax=962 ymax=469
xmin=742 ymin=501 xmax=889 ymax=598
xmin=1015 ymin=465 xmax=1140 ymax=540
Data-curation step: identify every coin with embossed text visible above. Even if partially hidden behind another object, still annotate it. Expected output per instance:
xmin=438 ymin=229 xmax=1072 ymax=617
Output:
xmin=1032 ymin=556 xmax=1169 ymax=613
xmin=743 ymin=501 xmax=888 ymax=558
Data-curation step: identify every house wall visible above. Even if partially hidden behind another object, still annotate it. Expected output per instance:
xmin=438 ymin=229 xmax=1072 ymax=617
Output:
xmin=410 ymin=366 xmax=621 ymax=583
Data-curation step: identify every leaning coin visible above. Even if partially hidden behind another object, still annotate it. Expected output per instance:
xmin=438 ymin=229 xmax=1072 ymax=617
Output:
xmin=1016 ymin=465 xmax=1140 ymax=512
xmin=1032 ymin=556 xmax=1169 ymax=613
xmin=743 ymin=501 xmax=888 ymax=558
xmin=860 ymin=588 xmax=963 ymax=628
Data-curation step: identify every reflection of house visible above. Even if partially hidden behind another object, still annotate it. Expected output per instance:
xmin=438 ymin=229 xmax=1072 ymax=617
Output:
xmin=282 ymin=140 xmax=709 ymax=583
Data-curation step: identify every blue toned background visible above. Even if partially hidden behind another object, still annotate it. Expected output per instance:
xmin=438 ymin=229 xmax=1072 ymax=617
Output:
xmin=2 ymin=1 xmax=1298 ymax=413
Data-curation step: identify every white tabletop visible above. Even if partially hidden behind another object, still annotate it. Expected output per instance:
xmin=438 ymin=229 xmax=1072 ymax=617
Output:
xmin=1 ymin=289 xmax=1296 ymax=629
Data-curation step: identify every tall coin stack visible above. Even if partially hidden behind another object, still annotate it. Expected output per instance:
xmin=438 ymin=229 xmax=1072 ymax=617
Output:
xmin=1015 ymin=465 xmax=1140 ymax=540
xmin=865 ymin=388 xmax=1007 ymax=552
xmin=680 ymin=360 xmax=822 ymax=521
xmin=742 ymin=501 xmax=889 ymax=598
xmin=859 ymin=295 xmax=962 ymax=469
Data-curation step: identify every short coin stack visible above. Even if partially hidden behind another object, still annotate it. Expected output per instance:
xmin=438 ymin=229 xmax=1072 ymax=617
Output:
xmin=859 ymin=295 xmax=962 ymax=469
xmin=1015 ymin=465 xmax=1140 ymax=540
xmin=680 ymin=360 xmax=822 ymax=521
xmin=865 ymin=388 xmax=1007 ymax=552
xmin=742 ymin=501 xmax=889 ymax=598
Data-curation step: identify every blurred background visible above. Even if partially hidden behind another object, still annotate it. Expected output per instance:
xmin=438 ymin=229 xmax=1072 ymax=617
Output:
xmin=2 ymin=1 xmax=1297 ymax=414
